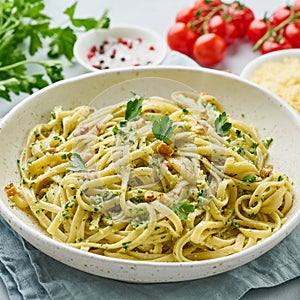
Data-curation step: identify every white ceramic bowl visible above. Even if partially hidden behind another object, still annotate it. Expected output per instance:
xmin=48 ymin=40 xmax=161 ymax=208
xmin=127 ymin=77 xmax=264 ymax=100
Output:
xmin=240 ymin=48 xmax=300 ymax=81
xmin=74 ymin=25 xmax=168 ymax=72
xmin=1 ymin=67 xmax=300 ymax=283
xmin=240 ymin=49 xmax=300 ymax=113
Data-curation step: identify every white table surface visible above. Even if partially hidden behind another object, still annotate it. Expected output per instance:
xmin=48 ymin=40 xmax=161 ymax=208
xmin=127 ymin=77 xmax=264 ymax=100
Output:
xmin=1 ymin=0 xmax=300 ymax=299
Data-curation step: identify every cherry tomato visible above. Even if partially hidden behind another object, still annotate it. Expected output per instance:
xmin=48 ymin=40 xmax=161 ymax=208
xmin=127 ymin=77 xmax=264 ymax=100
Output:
xmin=247 ymin=19 xmax=268 ymax=44
xmin=193 ymin=33 xmax=227 ymax=66
xmin=194 ymin=0 xmax=223 ymax=10
xmin=167 ymin=22 xmax=199 ymax=57
xmin=293 ymin=0 xmax=300 ymax=12
xmin=223 ymin=21 xmax=238 ymax=45
xmin=260 ymin=36 xmax=293 ymax=54
xmin=283 ymin=22 xmax=300 ymax=48
xmin=175 ymin=6 xmax=199 ymax=24
xmin=208 ymin=15 xmax=238 ymax=45
xmin=208 ymin=15 xmax=226 ymax=37
xmin=194 ymin=0 xmax=223 ymax=17
xmin=227 ymin=2 xmax=255 ymax=37
xmin=270 ymin=6 xmax=291 ymax=27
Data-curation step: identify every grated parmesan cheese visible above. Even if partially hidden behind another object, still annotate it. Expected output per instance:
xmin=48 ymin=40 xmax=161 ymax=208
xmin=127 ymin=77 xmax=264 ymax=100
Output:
xmin=252 ymin=57 xmax=300 ymax=113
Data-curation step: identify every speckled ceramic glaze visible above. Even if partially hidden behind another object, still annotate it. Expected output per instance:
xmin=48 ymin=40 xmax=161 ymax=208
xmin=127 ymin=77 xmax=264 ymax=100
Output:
xmin=0 ymin=67 xmax=299 ymax=283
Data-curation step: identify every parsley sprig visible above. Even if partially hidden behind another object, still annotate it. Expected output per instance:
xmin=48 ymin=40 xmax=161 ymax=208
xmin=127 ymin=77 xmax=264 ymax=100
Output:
xmin=64 ymin=152 xmax=86 ymax=172
xmin=0 ymin=0 xmax=110 ymax=101
xmin=125 ymin=92 xmax=144 ymax=122
xmin=214 ymin=112 xmax=232 ymax=136
xmin=152 ymin=114 xmax=176 ymax=142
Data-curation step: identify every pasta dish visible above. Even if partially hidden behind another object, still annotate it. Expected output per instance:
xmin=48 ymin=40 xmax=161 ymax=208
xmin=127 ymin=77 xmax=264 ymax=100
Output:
xmin=5 ymin=91 xmax=294 ymax=262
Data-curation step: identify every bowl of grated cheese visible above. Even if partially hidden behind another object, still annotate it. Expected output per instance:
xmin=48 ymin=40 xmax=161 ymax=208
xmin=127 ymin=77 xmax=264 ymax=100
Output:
xmin=240 ymin=49 xmax=300 ymax=114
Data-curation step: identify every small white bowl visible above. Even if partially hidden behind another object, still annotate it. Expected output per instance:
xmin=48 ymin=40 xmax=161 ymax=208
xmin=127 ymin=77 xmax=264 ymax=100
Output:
xmin=240 ymin=49 xmax=300 ymax=81
xmin=240 ymin=49 xmax=300 ymax=113
xmin=74 ymin=25 xmax=168 ymax=72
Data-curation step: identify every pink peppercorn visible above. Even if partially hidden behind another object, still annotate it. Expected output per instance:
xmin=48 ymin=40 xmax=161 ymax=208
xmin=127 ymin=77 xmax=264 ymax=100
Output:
xmin=87 ymin=51 xmax=95 ymax=59
xmin=117 ymin=37 xmax=128 ymax=45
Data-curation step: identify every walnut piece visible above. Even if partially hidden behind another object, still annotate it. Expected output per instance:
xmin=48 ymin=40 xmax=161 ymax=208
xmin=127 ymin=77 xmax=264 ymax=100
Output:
xmin=157 ymin=142 xmax=174 ymax=157
xmin=260 ymin=164 xmax=273 ymax=178
xmin=5 ymin=183 xmax=18 ymax=197
xmin=144 ymin=191 xmax=157 ymax=202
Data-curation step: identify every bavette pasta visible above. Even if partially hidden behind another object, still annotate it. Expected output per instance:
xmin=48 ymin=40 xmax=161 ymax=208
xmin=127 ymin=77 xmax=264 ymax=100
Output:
xmin=5 ymin=91 xmax=294 ymax=262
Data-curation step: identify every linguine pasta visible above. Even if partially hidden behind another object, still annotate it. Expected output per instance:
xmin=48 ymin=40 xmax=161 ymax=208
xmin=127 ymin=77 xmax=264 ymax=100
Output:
xmin=5 ymin=91 xmax=294 ymax=262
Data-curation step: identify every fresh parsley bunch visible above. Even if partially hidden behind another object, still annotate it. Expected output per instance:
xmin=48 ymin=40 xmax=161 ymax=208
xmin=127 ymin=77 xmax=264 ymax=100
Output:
xmin=0 ymin=0 xmax=110 ymax=101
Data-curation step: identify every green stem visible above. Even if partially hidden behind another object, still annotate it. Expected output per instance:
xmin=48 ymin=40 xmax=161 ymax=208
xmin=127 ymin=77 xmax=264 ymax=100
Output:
xmin=0 ymin=60 xmax=63 ymax=72
xmin=0 ymin=60 xmax=35 ymax=71
xmin=0 ymin=77 xmax=19 ymax=85
xmin=202 ymin=5 xmax=227 ymax=34
xmin=189 ymin=4 xmax=227 ymax=33
xmin=252 ymin=9 xmax=300 ymax=52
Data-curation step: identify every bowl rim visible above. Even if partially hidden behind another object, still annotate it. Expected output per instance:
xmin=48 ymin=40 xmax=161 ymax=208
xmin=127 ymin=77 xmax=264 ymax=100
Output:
xmin=240 ymin=48 xmax=300 ymax=80
xmin=1 ymin=66 xmax=300 ymax=279
xmin=73 ymin=25 xmax=169 ymax=72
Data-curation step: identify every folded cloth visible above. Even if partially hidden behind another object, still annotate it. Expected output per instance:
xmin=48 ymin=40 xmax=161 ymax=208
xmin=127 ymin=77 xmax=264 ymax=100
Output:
xmin=1 ymin=51 xmax=300 ymax=300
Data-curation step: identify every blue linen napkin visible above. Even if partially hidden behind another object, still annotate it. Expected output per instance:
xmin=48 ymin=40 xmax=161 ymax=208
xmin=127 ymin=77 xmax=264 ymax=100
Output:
xmin=1 ymin=51 xmax=300 ymax=300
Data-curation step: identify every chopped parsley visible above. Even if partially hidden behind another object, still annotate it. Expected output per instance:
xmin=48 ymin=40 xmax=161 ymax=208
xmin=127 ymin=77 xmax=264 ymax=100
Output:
xmin=172 ymin=199 xmax=195 ymax=221
xmin=262 ymin=138 xmax=273 ymax=149
xmin=242 ymin=176 xmax=256 ymax=183
xmin=232 ymin=146 xmax=245 ymax=155
xmin=249 ymin=212 xmax=256 ymax=218
xmin=122 ymin=241 xmax=131 ymax=251
xmin=235 ymin=129 xmax=243 ymax=138
xmin=61 ymin=152 xmax=72 ymax=160
xmin=112 ymin=125 xmax=119 ymax=135
xmin=249 ymin=142 xmax=259 ymax=155
xmin=182 ymin=108 xmax=189 ymax=114
xmin=232 ymin=221 xmax=240 ymax=228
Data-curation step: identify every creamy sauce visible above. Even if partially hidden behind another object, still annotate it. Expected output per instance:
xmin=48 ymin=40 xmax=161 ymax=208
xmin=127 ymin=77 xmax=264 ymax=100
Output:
xmin=86 ymin=36 xmax=158 ymax=69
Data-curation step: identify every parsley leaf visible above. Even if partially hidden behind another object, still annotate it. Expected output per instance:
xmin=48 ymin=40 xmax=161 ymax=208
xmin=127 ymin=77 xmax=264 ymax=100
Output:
xmin=152 ymin=114 xmax=176 ymax=142
xmin=125 ymin=92 xmax=144 ymax=121
xmin=65 ymin=153 xmax=86 ymax=172
xmin=47 ymin=27 xmax=77 ymax=60
xmin=64 ymin=3 xmax=110 ymax=30
xmin=215 ymin=112 xmax=232 ymax=136
xmin=172 ymin=200 xmax=195 ymax=221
